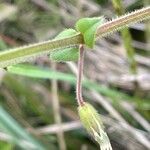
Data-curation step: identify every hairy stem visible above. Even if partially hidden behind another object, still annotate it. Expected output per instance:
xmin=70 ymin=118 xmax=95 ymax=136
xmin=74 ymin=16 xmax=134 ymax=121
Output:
xmin=96 ymin=6 xmax=150 ymax=38
xmin=0 ymin=35 xmax=83 ymax=68
xmin=76 ymin=45 xmax=85 ymax=106
xmin=111 ymin=0 xmax=137 ymax=74
xmin=0 ymin=6 xmax=149 ymax=68
xmin=144 ymin=0 xmax=150 ymax=45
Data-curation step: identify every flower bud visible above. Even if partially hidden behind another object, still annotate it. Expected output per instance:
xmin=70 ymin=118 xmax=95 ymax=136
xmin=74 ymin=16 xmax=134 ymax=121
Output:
xmin=78 ymin=102 xmax=112 ymax=150
xmin=78 ymin=102 xmax=103 ymax=135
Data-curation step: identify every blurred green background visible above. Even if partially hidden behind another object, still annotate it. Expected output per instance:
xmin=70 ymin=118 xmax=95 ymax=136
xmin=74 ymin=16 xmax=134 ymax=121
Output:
xmin=0 ymin=0 xmax=150 ymax=150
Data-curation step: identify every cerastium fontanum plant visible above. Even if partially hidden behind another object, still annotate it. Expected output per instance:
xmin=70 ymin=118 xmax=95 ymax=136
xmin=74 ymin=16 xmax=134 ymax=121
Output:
xmin=0 ymin=6 xmax=150 ymax=150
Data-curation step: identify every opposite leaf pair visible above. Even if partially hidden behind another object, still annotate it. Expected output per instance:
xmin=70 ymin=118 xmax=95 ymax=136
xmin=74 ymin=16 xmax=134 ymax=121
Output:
xmin=50 ymin=17 xmax=104 ymax=62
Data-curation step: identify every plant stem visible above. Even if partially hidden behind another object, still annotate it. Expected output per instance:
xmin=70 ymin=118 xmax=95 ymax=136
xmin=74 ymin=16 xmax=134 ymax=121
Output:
xmin=111 ymin=0 xmax=142 ymax=98
xmin=76 ymin=44 xmax=85 ymax=106
xmin=111 ymin=0 xmax=137 ymax=74
xmin=0 ymin=35 xmax=83 ymax=68
xmin=0 ymin=6 xmax=149 ymax=68
xmin=96 ymin=6 xmax=150 ymax=38
xmin=144 ymin=0 xmax=150 ymax=45
xmin=51 ymin=62 xmax=66 ymax=150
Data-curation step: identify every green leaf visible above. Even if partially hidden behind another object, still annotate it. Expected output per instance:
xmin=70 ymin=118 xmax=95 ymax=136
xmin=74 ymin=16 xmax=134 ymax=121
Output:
xmin=54 ymin=28 xmax=78 ymax=39
xmin=75 ymin=17 xmax=104 ymax=48
xmin=6 ymin=64 xmax=75 ymax=82
xmin=50 ymin=29 xmax=79 ymax=62
xmin=50 ymin=48 xmax=78 ymax=62
xmin=6 ymin=64 xmax=150 ymax=110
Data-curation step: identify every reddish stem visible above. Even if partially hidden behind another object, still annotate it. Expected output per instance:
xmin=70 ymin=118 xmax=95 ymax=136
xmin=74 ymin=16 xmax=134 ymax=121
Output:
xmin=76 ymin=44 xmax=85 ymax=106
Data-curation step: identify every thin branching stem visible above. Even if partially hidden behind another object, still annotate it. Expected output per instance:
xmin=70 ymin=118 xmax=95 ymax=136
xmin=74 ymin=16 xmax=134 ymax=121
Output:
xmin=76 ymin=44 xmax=85 ymax=106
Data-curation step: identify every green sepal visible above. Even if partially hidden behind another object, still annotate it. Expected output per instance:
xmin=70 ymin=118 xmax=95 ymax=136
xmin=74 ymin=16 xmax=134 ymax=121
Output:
xmin=50 ymin=29 xmax=79 ymax=62
xmin=75 ymin=17 xmax=104 ymax=48
xmin=78 ymin=102 xmax=113 ymax=149
xmin=78 ymin=102 xmax=104 ymax=136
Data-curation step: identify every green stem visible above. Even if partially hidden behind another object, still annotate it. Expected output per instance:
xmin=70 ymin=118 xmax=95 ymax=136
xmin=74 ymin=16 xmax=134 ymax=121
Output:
xmin=144 ymin=0 xmax=150 ymax=45
xmin=0 ymin=6 xmax=149 ymax=68
xmin=96 ymin=6 xmax=150 ymax=39
xmin=0 ymin=34 xmax=83 ymax=68
xmin=111 ymin=0 xmax=137 ymax=74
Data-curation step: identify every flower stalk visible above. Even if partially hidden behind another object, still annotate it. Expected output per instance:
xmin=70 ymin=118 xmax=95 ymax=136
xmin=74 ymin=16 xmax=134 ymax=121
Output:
xmin=76 ymin=45 xmax=112 ymax=149
xmin=76 ymin=44 xmax=85 ymax=106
